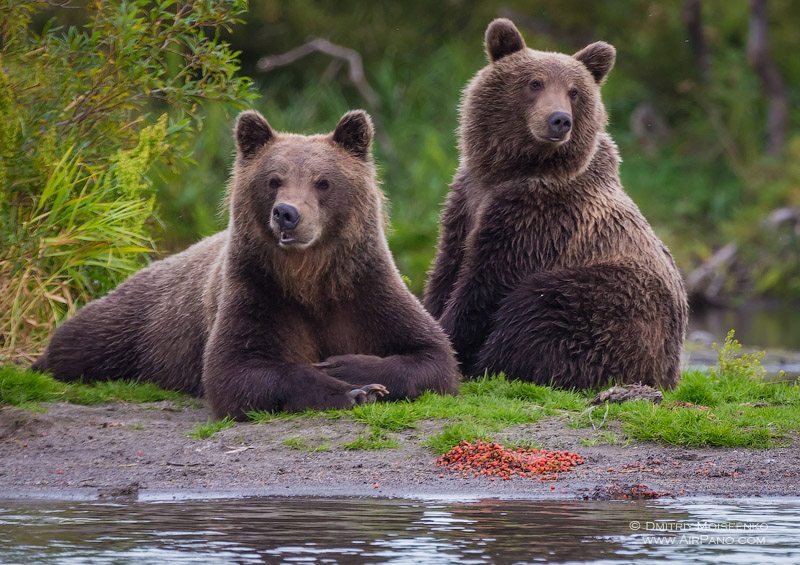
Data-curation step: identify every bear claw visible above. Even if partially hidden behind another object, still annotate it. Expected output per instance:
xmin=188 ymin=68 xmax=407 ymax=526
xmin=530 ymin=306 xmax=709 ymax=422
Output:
xmin=348 ymin=384 xmax=389 ymax=404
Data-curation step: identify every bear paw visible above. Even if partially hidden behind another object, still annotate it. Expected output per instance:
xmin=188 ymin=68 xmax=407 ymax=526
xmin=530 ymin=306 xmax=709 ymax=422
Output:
xmin=348 ymin=384 xmax=389 ymax=405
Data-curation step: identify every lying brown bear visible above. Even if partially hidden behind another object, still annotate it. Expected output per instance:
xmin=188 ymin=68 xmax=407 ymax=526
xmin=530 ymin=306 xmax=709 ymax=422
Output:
xmin=33 ymin=110 xmax=460 ymax=418
xmin=424 ymin=19 xmax=688 ymax=389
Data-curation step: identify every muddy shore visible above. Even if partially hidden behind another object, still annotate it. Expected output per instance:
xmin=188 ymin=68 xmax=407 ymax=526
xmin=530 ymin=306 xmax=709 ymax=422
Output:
xmin=1 ymin=400 xmax=798 ymax=502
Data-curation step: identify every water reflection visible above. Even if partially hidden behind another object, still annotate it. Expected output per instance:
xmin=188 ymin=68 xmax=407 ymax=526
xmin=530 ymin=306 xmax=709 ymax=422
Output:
xmin=689 ymin=305 xmax=800 ymax=351
xmin=1 ymin=496 xmax=799 ymax=564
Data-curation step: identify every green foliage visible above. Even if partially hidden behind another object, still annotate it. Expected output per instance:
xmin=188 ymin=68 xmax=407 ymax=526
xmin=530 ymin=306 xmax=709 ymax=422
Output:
xmin=0 ymin=365 xmax=184 ymax=407
xmin=168 ymin=0 xmax=796 ymax=298
xmin=710 ymin=329 xmax=767 ymax=382
xmin=187 ymin=417 xmax=235 ymax=440
xmin=0 ymin=1 xmax=254 ymax=359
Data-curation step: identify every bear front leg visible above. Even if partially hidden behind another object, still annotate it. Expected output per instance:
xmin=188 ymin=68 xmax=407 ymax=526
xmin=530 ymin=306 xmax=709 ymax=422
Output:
xmin=315 ymin=350 xmax=458 ymax=401
xmin=437 ymin=192 xmax=541 ymax=374
xmin=203 ymin=357 xmax=389 ymax=420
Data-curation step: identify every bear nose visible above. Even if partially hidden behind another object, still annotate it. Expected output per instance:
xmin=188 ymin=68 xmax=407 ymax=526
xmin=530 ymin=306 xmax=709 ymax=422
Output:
xmin=547 ymin=112 xmax=572 ymax=138
xmin=272 ymin=203 xmax=300 ymax=230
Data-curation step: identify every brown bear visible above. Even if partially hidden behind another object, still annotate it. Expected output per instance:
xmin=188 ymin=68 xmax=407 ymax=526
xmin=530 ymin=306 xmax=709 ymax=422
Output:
xmin=424 ymin=19 xmax=688 ymax=389
xmin=33 ymin=109 xmax=460 ymax=418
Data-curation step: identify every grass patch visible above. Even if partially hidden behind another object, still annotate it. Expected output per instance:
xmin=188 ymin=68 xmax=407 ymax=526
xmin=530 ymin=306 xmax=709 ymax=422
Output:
xmin=0 ymin=365 xmax=185 ymax=407
xmin=580 ymin=431 xmax=623 ymax=447
xmin=342 ymin=429 xmax=400 ymax=450
xmin=187 ymin=417 xmax=235 ymax=439
xmin=423 ymin=421 xmax=494 ymax=454
xmin=248 ymin=375 xmax=584 ymax=454
xmin=576 ymin=332 xmax=800 ymax=447
xmin=282 ymin=435 xmax=332 ymax=452
xmin=7 ymin=331 xmax=797 ymax=450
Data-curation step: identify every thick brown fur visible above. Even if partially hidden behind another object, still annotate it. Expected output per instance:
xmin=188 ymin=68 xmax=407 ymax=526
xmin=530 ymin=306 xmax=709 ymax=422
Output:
xmin=34 ymin=110 xmax=460 ymax=419
xmin=424 ymin=19 xmax=688 ymax=389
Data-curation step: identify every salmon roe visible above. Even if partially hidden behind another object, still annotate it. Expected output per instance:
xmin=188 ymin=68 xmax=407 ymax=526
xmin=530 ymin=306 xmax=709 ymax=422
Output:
xmin=436 ymin=440 xmax=585 ymax=481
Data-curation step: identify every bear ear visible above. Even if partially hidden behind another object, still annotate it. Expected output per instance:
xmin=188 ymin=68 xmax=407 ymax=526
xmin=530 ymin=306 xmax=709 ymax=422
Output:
xmin=485 ymin=18 xmax=526 ymax=62
xmin=234 ymin=110 xmax=275 ymax=159
xmin=332 ymin=110 xmax=374 ymax=160
xmin=574 ymin=41 xmax=616 ymax=84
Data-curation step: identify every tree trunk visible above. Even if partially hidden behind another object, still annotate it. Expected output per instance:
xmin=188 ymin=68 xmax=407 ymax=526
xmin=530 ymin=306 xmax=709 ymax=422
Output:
xmin=682 ymin=0 xmax=710 ymax=83
xmin=747 ymin=0 xmax=788 ymax=157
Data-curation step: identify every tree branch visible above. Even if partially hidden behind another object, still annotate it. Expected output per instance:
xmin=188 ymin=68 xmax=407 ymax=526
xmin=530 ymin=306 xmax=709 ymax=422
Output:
xmin=257 ymin=38 xmax=379 ymax=108
xmin=257 ymin=38 xmax=396 ymax=160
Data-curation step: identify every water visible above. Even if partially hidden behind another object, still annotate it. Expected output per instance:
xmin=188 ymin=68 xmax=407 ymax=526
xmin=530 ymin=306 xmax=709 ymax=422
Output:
xmin=1 ymin=496 xmax=799 ymax=564
xmin=686 ymin=305 xmax=800 ymax=377
xmin=689 ymin=305 xmax=800 ymax=352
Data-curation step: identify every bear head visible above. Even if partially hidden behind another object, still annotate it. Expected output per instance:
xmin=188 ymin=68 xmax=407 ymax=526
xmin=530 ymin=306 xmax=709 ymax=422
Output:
xmin=229 ymin=109 xmax=383 ymax=254
xmin=460 ymin=18 xmax=616 ymax=181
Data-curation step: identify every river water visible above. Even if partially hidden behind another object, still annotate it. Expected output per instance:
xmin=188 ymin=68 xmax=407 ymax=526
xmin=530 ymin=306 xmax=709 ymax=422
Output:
xmin=1 ymin=496 xmax=799 ymax=564
xmin=689 ymin=305 xmax=800 ymax=352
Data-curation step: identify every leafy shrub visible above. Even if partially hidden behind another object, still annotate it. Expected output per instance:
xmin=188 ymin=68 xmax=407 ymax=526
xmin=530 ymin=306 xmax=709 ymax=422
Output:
xmin=0 ymin=1 xmax=254 ymax=360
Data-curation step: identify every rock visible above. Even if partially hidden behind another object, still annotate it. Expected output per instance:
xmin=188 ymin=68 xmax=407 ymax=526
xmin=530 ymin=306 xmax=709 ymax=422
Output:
xmin=98 ymin=482 xmax=140 ymax=500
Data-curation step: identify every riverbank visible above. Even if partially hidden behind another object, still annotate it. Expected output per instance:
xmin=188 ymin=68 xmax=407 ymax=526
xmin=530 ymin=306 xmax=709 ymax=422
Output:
xmin=3 ymin=333 xmax=799 ymax=502
xmin=2 ymin=398 xmax=798 ymax=502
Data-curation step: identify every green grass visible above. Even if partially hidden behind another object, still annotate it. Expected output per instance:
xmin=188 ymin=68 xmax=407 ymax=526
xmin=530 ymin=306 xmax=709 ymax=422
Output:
xmin=342 ymin=429 xmax=400 ymax=450
xmin=339 ymin=377 xmax=585 ymax=453
xmin=6 ymin=332 xmax=799 ymax=451
xmin=422 ymin=421 xmax=494 ymax=454
xmin=282 ymin=436 xmax=332 ymax=452
xmin=580 ymin=431 xmax=623 ymax=447
xmin=572 ymin=333 xmax=800 ymax=447
xmin=187 ymin=417 xmax=235 ymax=440
xmin=0 ymin=365 xmax=185 ymax=407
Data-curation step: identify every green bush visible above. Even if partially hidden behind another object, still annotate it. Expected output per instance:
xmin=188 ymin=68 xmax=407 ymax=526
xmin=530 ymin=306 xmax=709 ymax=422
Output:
xmin=0 ymin=1 xmax=254 ymax=360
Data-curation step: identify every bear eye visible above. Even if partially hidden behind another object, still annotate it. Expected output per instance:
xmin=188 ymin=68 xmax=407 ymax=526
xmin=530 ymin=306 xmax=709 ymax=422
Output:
xmin=268 ymin=178 xmax=282 ymax=190
xmin=529 ymin=79 xmax=544 ymax=91
xmin=569 ymin=87 xmax=579 ymax=100
xmin=315 ymin=179 xmax=330 ymax=191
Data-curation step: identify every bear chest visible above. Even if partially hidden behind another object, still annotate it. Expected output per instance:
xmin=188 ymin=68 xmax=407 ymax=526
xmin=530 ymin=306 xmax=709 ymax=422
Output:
xmin=466 ymin=187 xmax=584 ymax=274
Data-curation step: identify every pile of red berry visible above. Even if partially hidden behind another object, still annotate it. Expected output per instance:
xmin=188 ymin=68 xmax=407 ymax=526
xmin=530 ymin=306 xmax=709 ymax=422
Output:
xmin=436 ymin=440 xmax=585 ymax=481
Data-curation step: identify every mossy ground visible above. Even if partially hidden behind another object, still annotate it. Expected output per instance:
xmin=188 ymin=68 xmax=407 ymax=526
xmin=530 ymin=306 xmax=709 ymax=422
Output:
xmin=4 ymin=333 xmax=799 ymax=451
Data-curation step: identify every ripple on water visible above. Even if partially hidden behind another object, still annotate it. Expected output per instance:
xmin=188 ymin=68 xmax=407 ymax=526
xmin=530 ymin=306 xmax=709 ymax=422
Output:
xmin=1 ymin=496 xmax=799 ymax=564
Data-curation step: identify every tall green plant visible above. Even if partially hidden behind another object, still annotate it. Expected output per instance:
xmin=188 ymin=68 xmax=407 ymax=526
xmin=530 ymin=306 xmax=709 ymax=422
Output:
xmin=0 ymin=1 xmax=254 ymax=360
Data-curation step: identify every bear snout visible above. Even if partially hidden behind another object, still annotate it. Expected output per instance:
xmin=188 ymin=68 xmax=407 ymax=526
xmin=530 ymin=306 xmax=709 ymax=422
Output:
xmin=272 ymin=203 xmax=301 ymax=231
xmin=547 ymin=111 xmax=572 ymax=140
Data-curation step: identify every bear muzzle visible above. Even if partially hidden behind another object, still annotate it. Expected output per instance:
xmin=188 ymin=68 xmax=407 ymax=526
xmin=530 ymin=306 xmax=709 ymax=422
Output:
xmin=271 ymin=203 xmax=316 ymax=248
xmin=546 ymin=111 xmax=572 ymax=142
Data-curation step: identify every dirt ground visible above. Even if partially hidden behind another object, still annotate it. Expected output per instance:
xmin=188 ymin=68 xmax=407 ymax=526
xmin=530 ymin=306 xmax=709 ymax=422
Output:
xmin=1 ymin=400 xmax=798 ymax=501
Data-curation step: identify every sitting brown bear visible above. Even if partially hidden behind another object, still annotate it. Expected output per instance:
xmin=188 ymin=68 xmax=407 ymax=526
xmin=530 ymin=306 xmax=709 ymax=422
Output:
xmin=34 ymin=110 xmax=460 ymax=418
xmin=424 ymin=19 xmax=688 ymax=389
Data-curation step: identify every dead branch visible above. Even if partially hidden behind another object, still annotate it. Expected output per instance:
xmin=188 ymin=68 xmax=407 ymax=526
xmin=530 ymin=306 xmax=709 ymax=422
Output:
xmin=257 ymin=38 xmax=396 ymax=160
xmin=686 ymin=243 xmax=738 ymax=306
xmin=747 ymin=0 xmax=788 ymax=156
xmin=257 ymin=38 xmax=379 ymax=108
xmin=764 ymin=206 xmax=800 ymax=236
